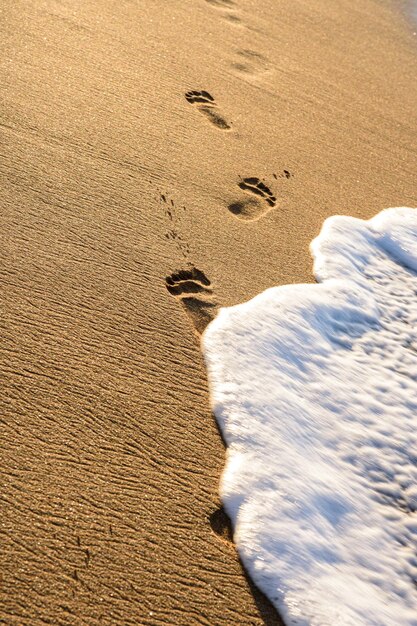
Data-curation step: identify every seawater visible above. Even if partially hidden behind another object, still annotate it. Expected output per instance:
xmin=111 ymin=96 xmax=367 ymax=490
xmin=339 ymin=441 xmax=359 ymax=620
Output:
xmin=203 ymin=208 xmax=417 ymax=626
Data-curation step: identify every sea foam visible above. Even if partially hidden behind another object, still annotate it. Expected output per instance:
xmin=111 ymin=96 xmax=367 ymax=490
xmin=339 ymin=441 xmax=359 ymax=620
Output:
xmin=203 ymin=208 xmax=417 ymax=625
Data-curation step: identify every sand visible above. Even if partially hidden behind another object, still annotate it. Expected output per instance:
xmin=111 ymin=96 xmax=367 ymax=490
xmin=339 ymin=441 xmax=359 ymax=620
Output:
xmin=1 ymin=0 xmax=416 ymax=624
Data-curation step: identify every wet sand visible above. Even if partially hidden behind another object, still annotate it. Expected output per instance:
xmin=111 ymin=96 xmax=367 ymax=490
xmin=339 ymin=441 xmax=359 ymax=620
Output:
xmin=1 ymin=0 xmax=417 ymax=624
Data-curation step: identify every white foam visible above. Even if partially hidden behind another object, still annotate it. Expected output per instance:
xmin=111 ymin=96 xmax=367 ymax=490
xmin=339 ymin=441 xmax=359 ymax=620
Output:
xmin=203 ymin=208 xmax=417 ymax=625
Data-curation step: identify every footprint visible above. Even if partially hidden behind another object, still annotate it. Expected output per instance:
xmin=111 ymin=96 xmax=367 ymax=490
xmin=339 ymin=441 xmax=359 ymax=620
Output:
xmin=238 ymin=177 xmax=276 ymax=206
xmin=166 ymin=268 xmax=211 ymax=296
xmin=273 ymin=170 xmax=292 ymax=179
xmin=228 ymin=177 xmax=277 ymax=222
xmin=185 ymin=90 xmax=215 ymax=105
xmin=231 ymin=49 xmax=270 ymax=77
xmin=165 ymin=268 xmax=217 ymax=334
xmin=204 ymin=0 xmax=242 ymax=26
xmin=185 ymin=90 xmax=231 ymax=130
xmin=209 ymin=506 xmax=234 ymax=544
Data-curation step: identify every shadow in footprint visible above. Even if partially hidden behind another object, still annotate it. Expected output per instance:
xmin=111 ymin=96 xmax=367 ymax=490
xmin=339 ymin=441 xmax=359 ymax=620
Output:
xmin=228 ymin=177 xmax=277 ymax=221
xmin=273 ymin=170 xmax=292 ymax=180
xmin=238 ymin=177 xmax=276 ymax=207
xmin=210 ymin=506 xmax=234 ymax=543
xmin=206 ymin=0 xmax=242 ymax=26
xmin=209 ymin=506 xmax=285 ymax=625
xmin=222 ymin=12 xmax=243 ymax=24
xmin=181 ymin=297 xmax=217 ymax=335
xmin=185 ymin=90 xmax=215 ymax=105
xmin=228 ymin=198 xmax=264 ymax=222
xmin=231 ymin=49 xmax=271 ymax=77
xmin=185 ymin=90 xmax=231 ymax=130
xmin=165 ymin=268 xmax=217 ymax=334
xmin=205 ymin=0 xmax=235 ymax=6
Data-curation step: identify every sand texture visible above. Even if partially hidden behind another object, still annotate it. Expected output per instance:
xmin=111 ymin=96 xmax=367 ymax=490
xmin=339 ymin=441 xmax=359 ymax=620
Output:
xmin=1 ymin=0 xmax=417 ymax=624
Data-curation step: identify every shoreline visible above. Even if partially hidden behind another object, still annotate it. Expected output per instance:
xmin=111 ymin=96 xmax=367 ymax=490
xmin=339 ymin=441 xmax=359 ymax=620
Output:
xmin=2 ymin=1 xmax=417 ymax=624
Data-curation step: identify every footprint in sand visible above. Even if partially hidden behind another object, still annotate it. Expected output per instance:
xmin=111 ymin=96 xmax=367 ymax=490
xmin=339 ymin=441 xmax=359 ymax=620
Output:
xmin=185 ymin=90 xmax=231 ymax=130
xmin=209 ymin=507 xmax=234 ymax=544
xmin=228 ymin=177 xmax=277 ymax=221
xmin=165 ymin=268 xmax=217 ymax=334
xmin=273 ymin=170 xmax=292 ymax=180
xmin=204 ymin=0 xmax=255 ymax=30
xmin=238 ymin=177 xmax=276 ymax=206
xmin=231 ymin=49 xmax=271 ymax=78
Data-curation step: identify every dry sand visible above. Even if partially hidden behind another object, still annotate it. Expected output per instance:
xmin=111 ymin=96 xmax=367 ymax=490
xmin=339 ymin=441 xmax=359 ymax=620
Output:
xmin=1 ymin=0 xmax=417 ymax=624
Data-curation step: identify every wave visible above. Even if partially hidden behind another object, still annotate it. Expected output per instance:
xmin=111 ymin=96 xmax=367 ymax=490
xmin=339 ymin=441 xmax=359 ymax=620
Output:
xmin=203 ymin=208 xmax=417 ymax=625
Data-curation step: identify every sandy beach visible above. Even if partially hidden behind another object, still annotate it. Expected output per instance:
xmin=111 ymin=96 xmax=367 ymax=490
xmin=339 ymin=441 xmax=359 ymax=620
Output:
xmin=2 ymin=0 xmax=417 ymax=624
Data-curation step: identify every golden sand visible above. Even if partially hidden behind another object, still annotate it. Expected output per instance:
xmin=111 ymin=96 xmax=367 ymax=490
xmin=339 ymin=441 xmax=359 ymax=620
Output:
xmin=2 ymin=0 xmax=417 ymax=623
